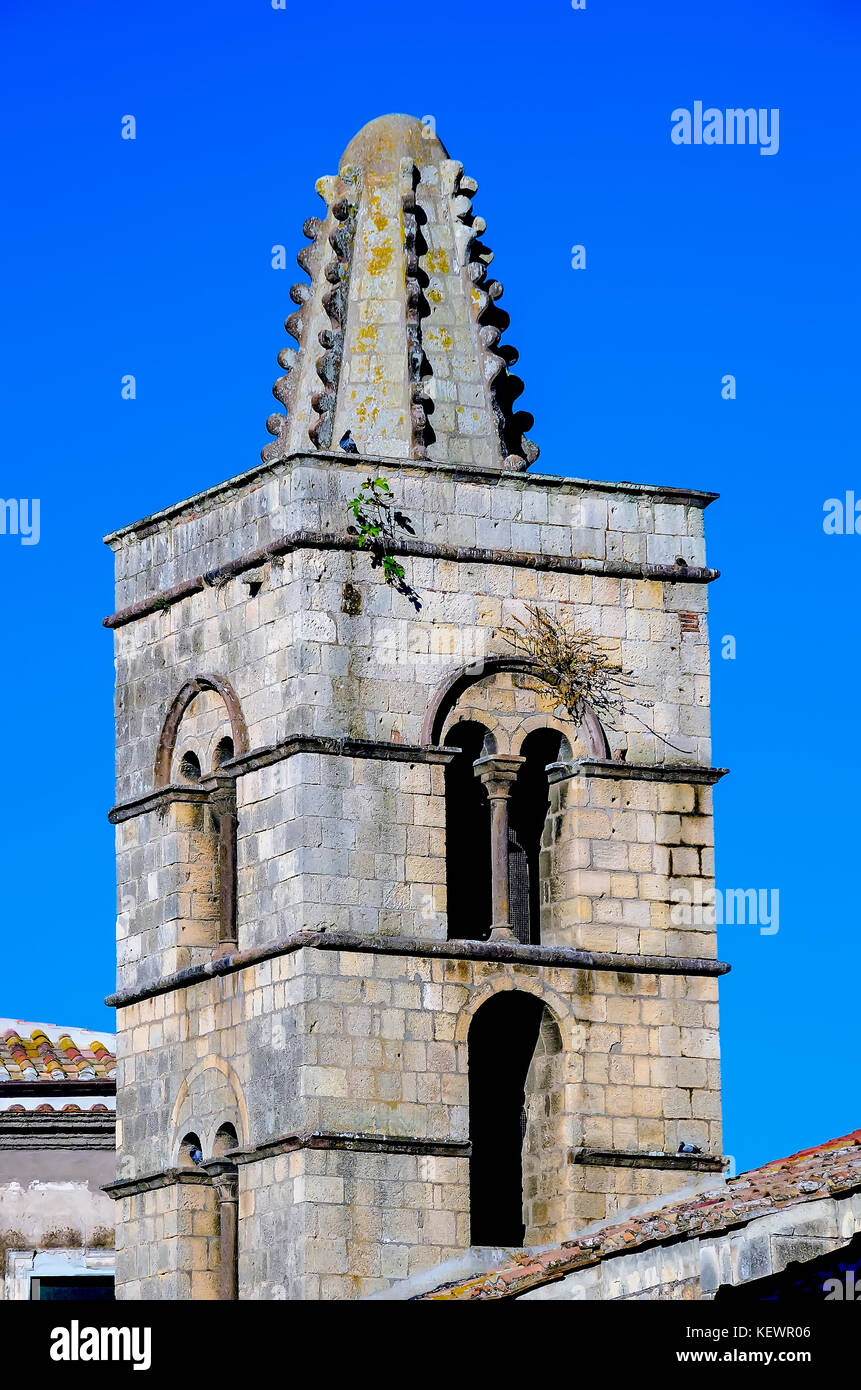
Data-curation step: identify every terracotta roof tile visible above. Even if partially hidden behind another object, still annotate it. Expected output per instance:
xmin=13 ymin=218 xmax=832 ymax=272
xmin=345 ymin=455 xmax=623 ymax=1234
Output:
xmin=419 ymin=1129 xmax=861 ymax=1300
xmin=0 ymin=1020 xmax=116 ymax=1106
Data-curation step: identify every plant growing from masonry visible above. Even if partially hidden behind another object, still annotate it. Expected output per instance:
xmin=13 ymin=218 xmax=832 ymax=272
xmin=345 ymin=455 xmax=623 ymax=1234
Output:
xmin=499 ymin=604 xmax=630 ymax=726
xmin=346 ymin=477 xmax=421 ymax=610
xmin=499 ymin=604 xmax=688 ymax=754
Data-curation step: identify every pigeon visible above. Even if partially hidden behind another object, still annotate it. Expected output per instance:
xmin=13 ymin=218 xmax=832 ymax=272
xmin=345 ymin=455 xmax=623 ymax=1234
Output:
xmin=339 ymin=430 xmax=359 ymax=454
xmin=189 ymin=1144 xmax=204 ymax=1166
xmin=678 ymin=1142 xmax=702 ymax=1155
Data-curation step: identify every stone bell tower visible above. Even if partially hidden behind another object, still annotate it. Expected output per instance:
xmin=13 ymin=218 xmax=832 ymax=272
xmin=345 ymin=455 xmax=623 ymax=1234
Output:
xmin=104 ymin=114 xmax=728 ymax=1300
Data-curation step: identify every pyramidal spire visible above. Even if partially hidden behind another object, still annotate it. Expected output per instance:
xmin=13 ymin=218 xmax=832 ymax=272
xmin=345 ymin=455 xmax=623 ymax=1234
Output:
xmin=262 ymin=114 xmax=538 ymax=472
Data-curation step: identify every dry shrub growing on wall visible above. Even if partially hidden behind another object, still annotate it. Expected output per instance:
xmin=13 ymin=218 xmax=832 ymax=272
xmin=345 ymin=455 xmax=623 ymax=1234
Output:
xmin=498 ymin=604 xmax=630 ymax=726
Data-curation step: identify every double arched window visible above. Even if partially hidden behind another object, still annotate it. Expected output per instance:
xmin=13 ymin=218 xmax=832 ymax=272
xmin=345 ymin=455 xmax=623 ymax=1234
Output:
xmin=155 ymin=676 xmax=247 ymax=954
xmin=444 ymin=722 xmax=567 ymax=945
xmin=434 ymin=660 xmax=601 ymax=945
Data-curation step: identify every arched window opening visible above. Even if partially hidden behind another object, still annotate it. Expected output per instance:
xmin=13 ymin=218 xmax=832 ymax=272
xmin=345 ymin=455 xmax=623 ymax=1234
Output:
xmin=179 ymin=1132 xmax=204 ymax=1168
xmin=508 ymin=729 xmax=565 ymax=946
xmin=155 ymin=674 xmax=248 ymax=790
xmin=212 ymin=736 xmax=235 ymax=772
xmin=468 ymin=992 xmax=547 ymax=1247
xmin=162 ymin=687 xmax=240 ymax=956
xmin=444 ymin=721 xmax=493 ymax=940
xmin=179 ymin=750 xmax=202 ymax=782
xmin=213 ymin=1123 xmax=238 ymax=1158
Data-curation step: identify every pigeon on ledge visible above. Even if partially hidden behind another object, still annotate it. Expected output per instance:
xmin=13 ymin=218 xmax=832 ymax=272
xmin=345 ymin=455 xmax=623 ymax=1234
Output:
xmin=339 ymin=430 xmax=359 ymax=454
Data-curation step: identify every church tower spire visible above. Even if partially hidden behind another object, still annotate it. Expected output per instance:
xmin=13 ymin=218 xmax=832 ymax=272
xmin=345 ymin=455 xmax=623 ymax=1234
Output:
xmin=105 ymin=113 xmax=726 ymax=1302
xmin=262 ymin=114 xmax=538 ymax=471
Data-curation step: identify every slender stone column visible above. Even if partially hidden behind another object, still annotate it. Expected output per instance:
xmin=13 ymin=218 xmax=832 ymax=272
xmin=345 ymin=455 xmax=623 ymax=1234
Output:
xmin=203 ymin=1160 xmax=239 ymax=1300
xmin=473 ymin=755 xmax=525 ymax=942
xmin=210 ymin=776 xmax=238 ymax=954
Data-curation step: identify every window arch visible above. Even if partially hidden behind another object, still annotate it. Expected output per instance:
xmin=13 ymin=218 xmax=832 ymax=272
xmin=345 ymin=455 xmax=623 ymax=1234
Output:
xmin=212 ymin=1122 xmax=238 ymax=1158
xmin=155 ymin=677 xmax=245 ymax=953
xmin=178 ymin=1131 xmax=203 ymax=1168
xmin=422 ymin=655 xmax=610 ymax=758
xmin=154 ymin=674 xmax=248 ymax=789
xmin=179 ymin=750 xmax=202 ymax=782
xmin=212 ymin=736 xmax=235 ymax=772
xmin=467 ymin=992 xmax=565 ymax=1247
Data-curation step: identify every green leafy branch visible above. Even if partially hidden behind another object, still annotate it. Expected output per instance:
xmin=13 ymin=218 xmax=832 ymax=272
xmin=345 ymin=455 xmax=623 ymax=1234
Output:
xmin=346 ymin=477 xmax=421 ymax=610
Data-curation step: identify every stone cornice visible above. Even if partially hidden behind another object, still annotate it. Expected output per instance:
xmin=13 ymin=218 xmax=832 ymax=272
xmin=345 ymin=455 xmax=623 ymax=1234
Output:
xmin=103 ymin=1167 xmax=212 ymax=1199
xmin=226 ymin=1130 xmax=471 ymax=1165
xmin=0 ymin=1112 xmax=115 ymax=1150
xmin=547 ymin=760 xmax=730 ymax=786
xmin=571 ymin=1147 xmax=727 ymax=1174
xmin=108 ymin=749 xmax=730 ymax=828
xmin=226 ymin=734 xmax=457 ymax=780
xmin=103 ymin=449 xmax=720 ymax=548
xmin=105 ymin=929 xmax=730 ymax=1010
xmin=104 ymin=527 xmax=719 ymax=629
xmin=108 ymin=784 xmax=209 ymax=823
xmin=103 ymin=1133 xmax=469 ymax=1193
xmin=108 ymin=737 xmax=457 ymax=823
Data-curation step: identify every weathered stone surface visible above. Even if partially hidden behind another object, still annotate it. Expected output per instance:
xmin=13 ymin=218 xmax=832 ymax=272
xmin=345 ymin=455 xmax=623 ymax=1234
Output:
xmin=107 ymin=115 xmax=725 ymax=1301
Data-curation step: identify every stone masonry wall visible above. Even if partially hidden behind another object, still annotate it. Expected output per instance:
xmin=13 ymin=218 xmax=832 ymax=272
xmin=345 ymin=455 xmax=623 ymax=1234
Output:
xmin=542 ymin=770 xmax=717 ymax=960
xmin=114 ymin=1179 xmax=219 ymax=1301
xmin=235 ymin=751 xmax=449 ymax=950
xmin=109 ymin=450 xmax=721 ymax=1299
xmin=108 ymin=455 xmax=713 ymax=807
xmin=237 ymin=1146 xmax=469 ymax=1300
xmin=113 ymin=942 xmax=721 ymax=1296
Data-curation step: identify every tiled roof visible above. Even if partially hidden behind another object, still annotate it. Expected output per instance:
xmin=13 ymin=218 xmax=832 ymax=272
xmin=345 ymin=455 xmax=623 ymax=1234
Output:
xmin=4 ymin=1103 xmax=111 ymax=1113
xmin=419 ymin=1129 xmax=861 ymax=1300
xmin=0 ymin=1019 xmax=116 ymax=1087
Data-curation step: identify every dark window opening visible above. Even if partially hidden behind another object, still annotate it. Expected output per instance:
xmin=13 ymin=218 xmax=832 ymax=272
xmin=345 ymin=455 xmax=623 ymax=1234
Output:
xmin=508 ymin=729 xmax=564 ymax=946
xmin=31 ymin=1276 xmax=115 ymax=1301
xmin=213 ymin=1122 xmax=238 ymax=1157
xmin=179 ymin=749 xmax=201 ymax=782
xmin=444 ymin=721 xmax=493 ymax=941
xmin=213 ymin=736 xmax=235 ymax=771
xmin=179 ymin=1131 xmax=203 ymax=1167
xmin=468 ymin=991 xmax=545 ymax=1246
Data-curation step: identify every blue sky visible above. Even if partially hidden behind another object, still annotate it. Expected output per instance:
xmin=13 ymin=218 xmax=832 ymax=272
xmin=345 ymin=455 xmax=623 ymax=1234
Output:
xmin=1 ymin=0 xmax=858 ymax=1170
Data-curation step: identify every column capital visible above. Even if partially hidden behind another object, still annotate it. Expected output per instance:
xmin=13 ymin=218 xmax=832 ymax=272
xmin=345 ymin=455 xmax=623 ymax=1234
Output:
xmin=473 ymin=754 xmax=525 ymax=795
xmin=202 ymin=1159 xmax=239 ymax=1200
